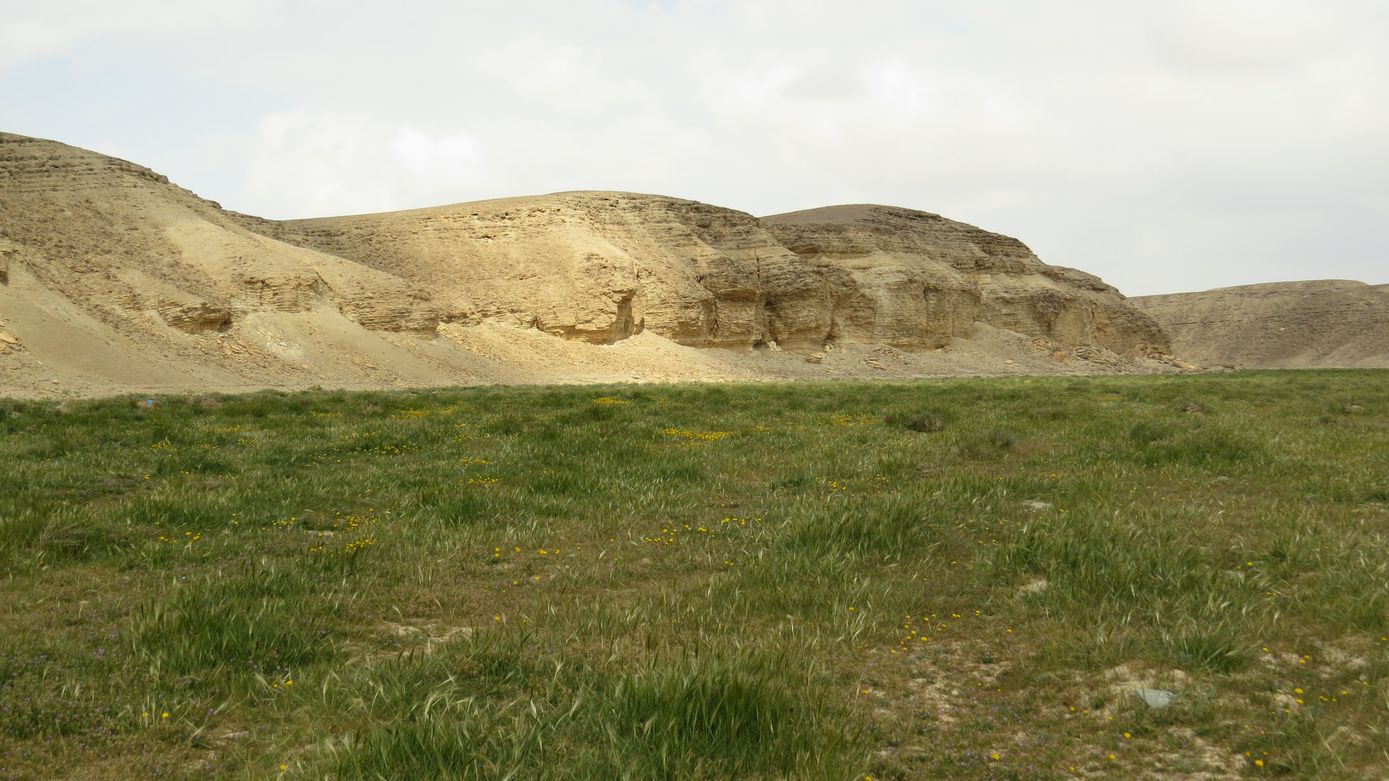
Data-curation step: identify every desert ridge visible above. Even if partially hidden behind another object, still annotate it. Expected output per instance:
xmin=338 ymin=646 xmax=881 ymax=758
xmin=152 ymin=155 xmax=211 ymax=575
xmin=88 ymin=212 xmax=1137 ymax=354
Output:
xmin=1133 ymin=281 xmax=1389 ymax=369
xmin=6 ymin=129 xmax=1384 ymax=398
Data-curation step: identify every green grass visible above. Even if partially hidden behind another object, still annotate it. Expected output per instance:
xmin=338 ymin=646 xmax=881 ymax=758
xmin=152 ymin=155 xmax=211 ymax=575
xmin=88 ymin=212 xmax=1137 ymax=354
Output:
xmin=2 ymin=371 xmax=1388 ymax=779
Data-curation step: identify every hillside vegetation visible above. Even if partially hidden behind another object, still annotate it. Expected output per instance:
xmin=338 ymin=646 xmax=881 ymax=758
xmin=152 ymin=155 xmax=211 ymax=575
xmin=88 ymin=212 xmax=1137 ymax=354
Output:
xmin=2 ymin=372 xmax=1388 ymax=779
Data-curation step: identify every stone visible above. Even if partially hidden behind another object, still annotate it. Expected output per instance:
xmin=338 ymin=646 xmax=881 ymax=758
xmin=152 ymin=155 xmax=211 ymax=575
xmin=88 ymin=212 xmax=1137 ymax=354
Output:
xmin=1133 ymin=687 xmax=1176 ymax=709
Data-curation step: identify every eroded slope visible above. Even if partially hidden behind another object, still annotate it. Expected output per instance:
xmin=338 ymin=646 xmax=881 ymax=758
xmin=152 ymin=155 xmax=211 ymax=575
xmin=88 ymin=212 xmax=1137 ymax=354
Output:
xmin=258 ymin=197 xmax=1170 ymax=357
xmin=764 ymin=205 xmax=1169 ymax=356
xmin=1 ymin=131 xmax=1176 ymax=397
xmin=1133 ymin=281 xmax=1389 ymax=368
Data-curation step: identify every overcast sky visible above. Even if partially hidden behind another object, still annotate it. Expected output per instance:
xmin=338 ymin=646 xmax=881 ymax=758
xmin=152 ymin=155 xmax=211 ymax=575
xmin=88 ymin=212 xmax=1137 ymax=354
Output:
xmin=2 ymin=0 xmax=1385 ymax=295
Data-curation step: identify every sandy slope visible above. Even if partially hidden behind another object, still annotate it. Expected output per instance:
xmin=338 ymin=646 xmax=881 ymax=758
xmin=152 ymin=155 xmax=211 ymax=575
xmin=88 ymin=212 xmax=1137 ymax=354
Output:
xmin=1132 ymin=281 xmax=1389 ymax=369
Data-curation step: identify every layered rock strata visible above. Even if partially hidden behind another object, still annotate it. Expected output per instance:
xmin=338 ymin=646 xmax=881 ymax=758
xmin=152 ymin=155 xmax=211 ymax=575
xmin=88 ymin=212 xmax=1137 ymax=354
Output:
xmin=0 ymin=131 xmax=1175 ymax=395
xmin=258 ymin=198 xmax=1168 ymax=356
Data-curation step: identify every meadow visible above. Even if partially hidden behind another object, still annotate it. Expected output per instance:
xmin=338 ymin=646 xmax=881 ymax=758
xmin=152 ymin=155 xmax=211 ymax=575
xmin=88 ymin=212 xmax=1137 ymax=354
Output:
xmin=1 ymin=371 xmax=1387 ymax=780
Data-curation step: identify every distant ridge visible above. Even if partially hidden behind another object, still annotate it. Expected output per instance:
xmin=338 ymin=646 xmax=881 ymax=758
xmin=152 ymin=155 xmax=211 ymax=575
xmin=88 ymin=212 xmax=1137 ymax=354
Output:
xmin=1133 ymin=280 xmax=1389 ymax=369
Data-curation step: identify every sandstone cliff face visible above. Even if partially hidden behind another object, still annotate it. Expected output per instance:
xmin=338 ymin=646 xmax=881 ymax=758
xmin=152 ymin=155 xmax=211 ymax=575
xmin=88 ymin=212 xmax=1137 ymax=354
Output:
xmin=258 ymin=198 xmax=1169 ymax=356
xmin=763 ymin=205 xmax=1169 ymax=355
xmin=1133 ymin=281 xmax=1389 ymax=368
xmin=249 ymin=193 xmax=803 ymax=348
xmin=0 ymin=131 xmax=1174 ymax=396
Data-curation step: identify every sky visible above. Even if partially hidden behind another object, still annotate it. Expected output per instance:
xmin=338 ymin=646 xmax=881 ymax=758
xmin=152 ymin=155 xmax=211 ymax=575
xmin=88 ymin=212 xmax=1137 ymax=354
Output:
xmin=1 ymin=0 xmax=1385 ymax=295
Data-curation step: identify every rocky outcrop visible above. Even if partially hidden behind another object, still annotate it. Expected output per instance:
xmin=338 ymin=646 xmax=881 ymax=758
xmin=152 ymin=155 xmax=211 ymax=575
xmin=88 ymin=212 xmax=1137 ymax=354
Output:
xmin=250 ymin=194 xmax=803 ymax=348
xmin=0 ymin=130 xmax=1177 ymax=396
xmin=0 ymin=310 xmax=18 ymax=353
xmin=105 ymin=271 xmax=233 ymax=334
xmin=1133 ymin=281 xmax=1389 ymax=368
xmin=763 ymin=205 xmax=1169 ymax=355
xmin=0 ymin=239 xmax=13 ymax=285
xmin=258 ymin=198 xmax=1168 ymax=357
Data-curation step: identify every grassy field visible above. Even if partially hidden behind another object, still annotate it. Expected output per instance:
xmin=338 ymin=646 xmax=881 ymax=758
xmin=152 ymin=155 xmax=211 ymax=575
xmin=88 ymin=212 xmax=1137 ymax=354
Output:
xmin=1 ymin=371 xmax=1387 ymax=780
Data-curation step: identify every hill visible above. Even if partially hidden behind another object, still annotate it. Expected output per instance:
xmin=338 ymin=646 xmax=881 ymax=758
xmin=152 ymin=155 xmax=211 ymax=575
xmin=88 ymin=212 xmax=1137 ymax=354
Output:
xmin=0 ymin=132 xmax=1176 ymax=397
xmin=1132 ymin=281 xmax=1389 ymax=369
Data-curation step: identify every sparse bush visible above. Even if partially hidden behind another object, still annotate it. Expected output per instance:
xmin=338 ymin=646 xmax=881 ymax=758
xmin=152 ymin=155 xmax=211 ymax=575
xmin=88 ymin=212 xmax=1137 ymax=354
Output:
xmin=785 ymin=499 xmax=935 ymax=561
xmin=0 ymin=507 xmax=116 ymax=568
xmin=1128 ymin=422 xmax=1265 ymax=469
xmin=985 ymin=427 xmax=1019 ymax=450
xmin=1129 ymin=420 xmax=1175 ymax=445
xmin=610 ymin=652 xmax=857 ymax=778
xmin=131 ymin=567 xmax=340 ymax=678
xmin=1162 ymin=625 xmax=1249 ymax=673
xmin=0 ymin=645 xmax=124 ymax=741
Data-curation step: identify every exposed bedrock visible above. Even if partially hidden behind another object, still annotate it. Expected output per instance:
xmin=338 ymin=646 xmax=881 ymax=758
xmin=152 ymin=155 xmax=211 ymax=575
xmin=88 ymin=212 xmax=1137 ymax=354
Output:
xmin=2 ymin=130 xmax=1169 ymax=370
xmin=762 ymin=205 xmax=1168 ymax=355
xmin=262 ymin=196 xmax=1167 ymax=355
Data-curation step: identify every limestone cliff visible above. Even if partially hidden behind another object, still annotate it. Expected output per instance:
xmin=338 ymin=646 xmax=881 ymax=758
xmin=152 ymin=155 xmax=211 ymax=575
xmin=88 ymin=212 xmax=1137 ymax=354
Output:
xmin=256 ymin=198 xmax=1169 ymax=356
xmin=763 ymin=205 xmax=1168 ymax=355
xmin=0 ymin=131 xmax=1175 ymax=397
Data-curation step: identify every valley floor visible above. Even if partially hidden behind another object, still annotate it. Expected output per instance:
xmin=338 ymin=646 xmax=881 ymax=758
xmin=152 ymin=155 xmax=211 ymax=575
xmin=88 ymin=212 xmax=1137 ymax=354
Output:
xmin=2 ymin=371 xmax=1387 ymax=779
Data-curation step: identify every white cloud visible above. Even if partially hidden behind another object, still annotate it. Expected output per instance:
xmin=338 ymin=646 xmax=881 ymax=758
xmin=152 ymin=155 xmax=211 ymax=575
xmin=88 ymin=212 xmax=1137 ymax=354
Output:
xmin=0 ymin=0 xmax=270 ymax=69
xmin=1 ymin=0 xmax=1386 ymax=294
xmin=1143 ymin=0 xmax=1353 ymax=73
xmin=243 ymin=109 xmax=485 ymax=216
xmin=391 ymin=127 xmax=482 ymax=182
